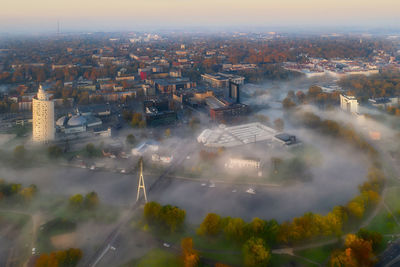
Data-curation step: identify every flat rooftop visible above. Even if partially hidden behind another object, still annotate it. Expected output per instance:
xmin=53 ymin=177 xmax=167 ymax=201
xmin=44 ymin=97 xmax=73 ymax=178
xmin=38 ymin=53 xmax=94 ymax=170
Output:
xmin=205 ymin=96 xmax=226 ymax=109
xmin=197 ymin=122 xmax=278 ymax=148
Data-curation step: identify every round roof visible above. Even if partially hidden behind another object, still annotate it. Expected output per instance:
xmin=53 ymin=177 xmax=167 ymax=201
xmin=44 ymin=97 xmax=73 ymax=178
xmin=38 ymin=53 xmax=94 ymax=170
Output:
xmin=67 ymin=115 xmax=87 ymax=127
xmin=56 ymin=116 xmax=67 ymax=126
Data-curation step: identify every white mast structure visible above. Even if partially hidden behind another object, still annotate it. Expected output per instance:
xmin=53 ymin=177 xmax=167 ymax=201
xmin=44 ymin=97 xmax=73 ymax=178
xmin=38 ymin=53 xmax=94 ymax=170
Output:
xmin=136 ymin=158 xmax=147 ymax=203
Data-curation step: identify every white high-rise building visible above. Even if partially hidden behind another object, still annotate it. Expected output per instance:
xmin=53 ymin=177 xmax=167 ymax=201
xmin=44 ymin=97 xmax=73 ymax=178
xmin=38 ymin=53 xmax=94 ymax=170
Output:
xmin=32 ymin=85 xmax=55 ymax=143
xmin=340 ymin=94 xmax=359 ymax=114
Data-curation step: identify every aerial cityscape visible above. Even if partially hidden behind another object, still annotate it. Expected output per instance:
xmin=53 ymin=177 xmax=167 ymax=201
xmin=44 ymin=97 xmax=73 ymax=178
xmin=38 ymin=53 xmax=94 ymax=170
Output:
xmin=1 ymin=1 xmax=400 ymax=267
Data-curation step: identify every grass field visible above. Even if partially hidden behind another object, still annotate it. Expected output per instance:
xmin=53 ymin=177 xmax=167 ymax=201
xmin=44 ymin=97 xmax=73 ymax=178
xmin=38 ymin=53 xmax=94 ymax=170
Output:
xmin=296 ymin=243 xmax=340 ymax=265
xmin=120 ymin=248 xmax=181 ymax=267
xmin=366 ymin=209 xmax=400 ymax=235
xmin=384 ymin=187 xmax=400 ymax=215
xmin=269 ymin=254 xmax=317 ymax=267
xmin=36 ymin=217 xmax=77 ymax=252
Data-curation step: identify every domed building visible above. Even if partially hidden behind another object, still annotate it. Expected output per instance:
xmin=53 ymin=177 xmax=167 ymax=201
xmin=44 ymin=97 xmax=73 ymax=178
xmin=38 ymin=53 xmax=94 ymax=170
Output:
xmin=56 ymin=113 xmax=102 ymax=134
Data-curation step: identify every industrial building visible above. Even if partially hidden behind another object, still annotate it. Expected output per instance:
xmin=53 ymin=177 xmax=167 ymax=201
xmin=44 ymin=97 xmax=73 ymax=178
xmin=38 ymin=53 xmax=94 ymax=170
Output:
xmin=201 ymin=73 xmax=245 ymax=88
xmin=197 ymin=122 xmax=298 ymax=148
xmin=144 ymin=98 xmax=177 ymax=126
xmin=203 ymin=81 xmax=248 ymax=122
xmin=153 ymin=78 xmax=196 ymax=94
xmin=368 ymin=97 xmax=399 ymax=109
xmin=340 ymin=94 xmax=359 ymax=114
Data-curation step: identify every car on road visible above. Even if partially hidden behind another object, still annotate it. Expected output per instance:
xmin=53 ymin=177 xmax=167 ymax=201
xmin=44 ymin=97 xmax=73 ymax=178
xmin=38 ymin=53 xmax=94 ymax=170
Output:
xmin=163 ymin=243 xmax=171 ymax=248
xmin=246 ymin=188 xmax=256 ymax=194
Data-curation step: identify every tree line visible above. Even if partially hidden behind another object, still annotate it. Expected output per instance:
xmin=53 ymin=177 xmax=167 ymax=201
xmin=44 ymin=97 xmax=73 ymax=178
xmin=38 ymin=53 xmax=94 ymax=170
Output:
xmin=0 ymin=179 xmax=38 ymax=203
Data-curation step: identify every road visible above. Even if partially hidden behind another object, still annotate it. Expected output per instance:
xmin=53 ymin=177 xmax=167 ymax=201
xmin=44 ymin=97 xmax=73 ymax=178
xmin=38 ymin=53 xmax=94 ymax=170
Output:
xmin=82 ymin=140 xmax=193 ymax=267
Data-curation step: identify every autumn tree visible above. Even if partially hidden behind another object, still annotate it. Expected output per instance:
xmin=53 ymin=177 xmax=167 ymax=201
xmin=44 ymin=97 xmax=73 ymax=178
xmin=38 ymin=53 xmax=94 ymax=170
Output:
xmin=224 ymin=217 xmax=246 ymax=242
xmin=181 ymin=237 xmax=199 ymax=267
xmin=35 ymin=248 xmax=83 ymax=267
xmin=273 ymin=118 xmax=284 ymax=131
xmin=165 ymin=128 xmax=171 ymax=138
xmin=159 ymin=205 xmax=186 ymax=233
xmin=144 ymin=201 xmax=162 ymax=222
xmin=197 ymin=213 xmax=222 ymax=236
xmin=13 ymin=145 xmax=26 ymax=160
xmin=242 ymin=237 xmax=271 ymax=267
xmin=126 ymin=134 xmax=136 ymax=145
xmin=69 ymin=194 xmax=84 ymax=209
xmin=48 ymin=145 xmax=63 ymax=158
xmin=84 ymin=191 xmax=99 ymax=210
xmin=329 ymin=234 xmax=376 ymax=267
xmin=144 ymin=202 xmax=186 ymax=233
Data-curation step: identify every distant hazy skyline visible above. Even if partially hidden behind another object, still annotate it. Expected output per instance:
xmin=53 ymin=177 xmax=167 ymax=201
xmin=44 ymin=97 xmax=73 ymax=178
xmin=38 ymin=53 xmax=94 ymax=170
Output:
xmin=1 ymin=0 xmax=399 ymax=33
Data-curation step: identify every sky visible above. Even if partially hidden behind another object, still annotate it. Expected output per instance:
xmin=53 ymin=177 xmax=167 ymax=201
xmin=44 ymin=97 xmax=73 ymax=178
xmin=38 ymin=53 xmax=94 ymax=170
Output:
xmin=0 ymin=0 xmax=399 ymax=33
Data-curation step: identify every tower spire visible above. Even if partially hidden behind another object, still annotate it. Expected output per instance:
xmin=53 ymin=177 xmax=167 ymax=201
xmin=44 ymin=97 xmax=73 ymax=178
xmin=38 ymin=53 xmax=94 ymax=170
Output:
xmin=136 ymin=158 xmax=147 ymax=203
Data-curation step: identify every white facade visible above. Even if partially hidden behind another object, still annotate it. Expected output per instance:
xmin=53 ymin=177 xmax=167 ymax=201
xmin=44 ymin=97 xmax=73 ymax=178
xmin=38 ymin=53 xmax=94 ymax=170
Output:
xmin=197 ymin=123 xmax=278 ymax=148
xmin=226 ymin=157 xmax=261 ymax=169
xmin=340 ymin=94 xmax=359 ymax=114
xmin=32 ymin=85 xmax=55 ymax=143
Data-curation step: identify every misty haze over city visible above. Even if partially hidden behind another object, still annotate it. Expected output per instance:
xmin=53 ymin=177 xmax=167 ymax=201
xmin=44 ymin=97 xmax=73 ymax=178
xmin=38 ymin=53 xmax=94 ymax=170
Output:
xmin=0 ymin=1 xmax=400 ymax=267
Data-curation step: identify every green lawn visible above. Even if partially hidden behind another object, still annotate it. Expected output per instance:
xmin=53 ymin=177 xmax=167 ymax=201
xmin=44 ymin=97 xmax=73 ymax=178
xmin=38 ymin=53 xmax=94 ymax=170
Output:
xmin=36 ymin=217 xmax=77 ymax=253
xmin=296 ymin=243 xmax=340 ymax=264
xmin=0 ymin=211 xmax=30 ymax=228
xmin=366 ymin=209 xmax=400 ymax=235
xmin=121 ymin=248 xmax=181 ymax=267
xmin=200 ymin=250 xmax=242 ymax=266
xmin=269 ymin=254 xmax=317 ymax=267
xmin=384 ymin=187 xmax=400 ymax=215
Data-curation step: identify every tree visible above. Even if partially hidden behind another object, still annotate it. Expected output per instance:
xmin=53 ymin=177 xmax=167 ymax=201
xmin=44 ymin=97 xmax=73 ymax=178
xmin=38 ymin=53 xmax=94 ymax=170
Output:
xmin=13 ymin=145 xmax=26 ymax=160
xmin=224 ymin=218 xmax=246 ymax=242
xmin=144 ymin=201 xmax=162 ymax=222
xmin=282 ymin=97 xmax=296 ymax=109
xmin=356 ymin=228 xmax=382 ymax=251
xmin=165 ymin=128 xmax=171 ymax=138
xmin=159 ymin=205 xmax=186 ymax=233
xmin=198 ymin=213 xmax=222 ymax=236
xmin=19 ymin=185 xmax=38 ymax=202
xmin=85 ymin=143 xmax=97 ymax=157
xmin=248 ymin=217 xmax=265 ymax=237
xmin=69 ymin=194 xmax=84 ymax=209
xmin=273 ymin=118 xmax=284 ymax=131
xmin=242 ymin=237 xmax=271 ymax=267
xmin=84 ymin=191 xmax=99 ymax=210
xmin=181 ymin=237 xmax=199 ymax=267
xmin=131 ymin=113 xmax=144 ymax=127
xmin=48 ymin=145 xmax=63 ymax=158
xmin=35 ymin=248 xmax=83 ymax=267
xmin=330 ymin=234 xmax=376 ymax=267
xmin=189 ymin=117 xmax=200 ymax=130
xmin=126 ymin=134 xmax=136 ymax=145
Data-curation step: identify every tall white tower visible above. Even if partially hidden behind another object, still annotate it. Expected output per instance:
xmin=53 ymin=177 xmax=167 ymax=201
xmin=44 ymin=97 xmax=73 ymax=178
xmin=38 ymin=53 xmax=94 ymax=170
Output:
xmin=32 ymin=85 xmax=55 ymax=143
xmin=136 ymin=158 xmax=148 ymax=203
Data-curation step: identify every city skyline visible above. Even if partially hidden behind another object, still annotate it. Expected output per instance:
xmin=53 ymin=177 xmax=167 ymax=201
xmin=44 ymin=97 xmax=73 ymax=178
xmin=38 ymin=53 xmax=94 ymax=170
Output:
xmin=1 ymin=0 xmax=400 ymax=33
